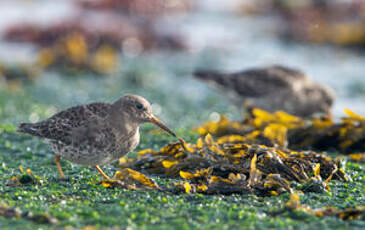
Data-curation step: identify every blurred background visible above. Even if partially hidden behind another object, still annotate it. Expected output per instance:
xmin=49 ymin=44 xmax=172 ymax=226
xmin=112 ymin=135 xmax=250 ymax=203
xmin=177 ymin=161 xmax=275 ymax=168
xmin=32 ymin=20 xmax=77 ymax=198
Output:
xmin=1 ymin=0 xmax=365 ymax=128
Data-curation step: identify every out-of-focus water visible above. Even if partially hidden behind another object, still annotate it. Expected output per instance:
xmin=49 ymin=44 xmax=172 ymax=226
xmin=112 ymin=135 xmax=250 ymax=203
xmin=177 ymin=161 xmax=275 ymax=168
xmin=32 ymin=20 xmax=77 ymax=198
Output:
xmin=0 ymin=0 xmax=364 ymax=127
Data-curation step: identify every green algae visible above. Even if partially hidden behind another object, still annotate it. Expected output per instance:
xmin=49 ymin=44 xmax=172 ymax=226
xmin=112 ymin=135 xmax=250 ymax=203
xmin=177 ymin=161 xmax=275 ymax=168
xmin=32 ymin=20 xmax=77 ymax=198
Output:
xmin=0 ymin=126 xmax=364 ymax=229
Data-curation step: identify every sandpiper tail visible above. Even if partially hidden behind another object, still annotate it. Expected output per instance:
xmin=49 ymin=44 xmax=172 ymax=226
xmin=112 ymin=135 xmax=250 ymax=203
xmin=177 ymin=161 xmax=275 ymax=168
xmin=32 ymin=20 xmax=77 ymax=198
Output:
xmin=18 ymin=123 xmax=42 ymax=137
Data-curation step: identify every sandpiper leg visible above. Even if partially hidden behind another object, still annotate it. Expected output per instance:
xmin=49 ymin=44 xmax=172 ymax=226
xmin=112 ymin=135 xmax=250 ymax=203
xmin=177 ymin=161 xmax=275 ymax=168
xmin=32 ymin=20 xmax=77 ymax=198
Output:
xmin=95 ymin=165 xmax=113 ymax=181
xmin=54 ymin=155 xmax=65 ymax=179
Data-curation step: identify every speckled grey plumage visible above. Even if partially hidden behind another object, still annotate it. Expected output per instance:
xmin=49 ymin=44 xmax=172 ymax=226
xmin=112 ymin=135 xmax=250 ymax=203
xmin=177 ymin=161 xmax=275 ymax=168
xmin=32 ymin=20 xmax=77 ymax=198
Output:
xmin=17 ymin=95 xmax=158 ymax=166
xmin=194 ymin=65 xmax=334 ymax=117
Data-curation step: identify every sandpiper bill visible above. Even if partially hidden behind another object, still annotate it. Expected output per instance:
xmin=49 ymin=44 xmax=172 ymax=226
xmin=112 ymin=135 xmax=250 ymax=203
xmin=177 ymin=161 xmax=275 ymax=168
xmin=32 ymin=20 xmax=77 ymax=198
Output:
xmin=18 ymin=94 xmax=181 ymax=180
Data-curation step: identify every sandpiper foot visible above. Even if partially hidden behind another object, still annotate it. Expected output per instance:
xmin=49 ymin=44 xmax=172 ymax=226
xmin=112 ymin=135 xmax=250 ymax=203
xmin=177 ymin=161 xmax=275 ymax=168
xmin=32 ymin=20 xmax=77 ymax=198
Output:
xmin=54 ymin=155 xmax=65 ymax=179
xmin=95 ymin=165 xmax=116 ymax=182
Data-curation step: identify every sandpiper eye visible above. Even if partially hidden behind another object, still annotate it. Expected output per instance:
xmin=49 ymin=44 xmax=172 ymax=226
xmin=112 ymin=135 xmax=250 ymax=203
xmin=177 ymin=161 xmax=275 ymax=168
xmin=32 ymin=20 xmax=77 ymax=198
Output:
xmin=136 ymin=103 xmax=144 ymax=110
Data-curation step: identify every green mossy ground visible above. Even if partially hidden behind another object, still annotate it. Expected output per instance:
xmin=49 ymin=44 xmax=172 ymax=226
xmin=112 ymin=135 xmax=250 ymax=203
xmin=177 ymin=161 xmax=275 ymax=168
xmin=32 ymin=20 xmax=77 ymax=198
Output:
xmin=0 ymin=124 xmax=364 ymax=229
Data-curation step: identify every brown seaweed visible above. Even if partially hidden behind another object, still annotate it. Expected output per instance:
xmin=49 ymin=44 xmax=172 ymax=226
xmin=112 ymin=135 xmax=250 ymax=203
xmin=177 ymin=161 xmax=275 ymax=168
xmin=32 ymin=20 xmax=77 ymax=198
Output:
xmin=114 ymin=134 xmax=349 ymax=196
xmin=0 ymin=203 xmax=57 ymax=224
xmin=197 ymin=108 xmax=365 ymax=154
xmin=270 ymin=193 xmax=365 ymax=220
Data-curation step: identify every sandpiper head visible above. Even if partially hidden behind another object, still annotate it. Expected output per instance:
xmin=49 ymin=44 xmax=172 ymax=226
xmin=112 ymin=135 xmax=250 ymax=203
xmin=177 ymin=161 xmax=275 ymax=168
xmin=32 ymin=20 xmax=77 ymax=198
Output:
xmin=112 ymin=94 xmax=177 ymax=137
xmin=304 ymin=84 xmax=334 ymax=114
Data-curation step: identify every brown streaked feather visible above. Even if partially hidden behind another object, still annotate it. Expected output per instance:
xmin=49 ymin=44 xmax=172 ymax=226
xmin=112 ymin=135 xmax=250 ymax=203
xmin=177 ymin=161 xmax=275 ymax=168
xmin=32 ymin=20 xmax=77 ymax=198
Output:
xmin=193 ymin=65 xmax=334 ymax=117
xmin=18 ymin=102 xmax=112 ymax=144
xmin=194 ymin=65 xmax=307 ymax=97
xmin=17 ymin=94 xmax=176 ymax=168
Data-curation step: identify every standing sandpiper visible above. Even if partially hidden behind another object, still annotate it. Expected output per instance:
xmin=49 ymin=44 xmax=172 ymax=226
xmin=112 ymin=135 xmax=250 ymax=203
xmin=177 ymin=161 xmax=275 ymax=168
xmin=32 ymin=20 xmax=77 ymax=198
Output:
xmin=194 ymin=65 xmax=334 ymax=117
xmin=18 ymin=94 xmax=180 ymax=180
